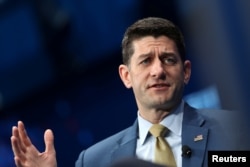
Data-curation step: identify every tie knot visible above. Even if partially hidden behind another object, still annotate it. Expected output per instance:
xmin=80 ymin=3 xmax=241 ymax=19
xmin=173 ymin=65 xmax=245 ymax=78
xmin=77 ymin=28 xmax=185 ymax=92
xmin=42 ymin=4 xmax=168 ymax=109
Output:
xmin=149 ymin=124 xmax=168 ymax=137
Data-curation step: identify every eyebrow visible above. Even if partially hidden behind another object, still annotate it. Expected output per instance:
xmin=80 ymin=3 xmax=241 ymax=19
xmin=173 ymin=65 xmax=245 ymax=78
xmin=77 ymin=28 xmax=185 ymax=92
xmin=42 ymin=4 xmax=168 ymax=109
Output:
xmin=137 ymin=52 xmax=152 ymax=59
xmin=159 ymin=52 xmax=176 ymax=57
xmin=138 ymin=51 xmax=176 ymax=59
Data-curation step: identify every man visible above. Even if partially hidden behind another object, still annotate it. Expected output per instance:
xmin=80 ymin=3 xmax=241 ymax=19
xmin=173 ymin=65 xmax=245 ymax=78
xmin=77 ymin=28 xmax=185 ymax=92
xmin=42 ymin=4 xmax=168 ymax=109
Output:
xmin=11 ymin=17 xmax=242 ymax=167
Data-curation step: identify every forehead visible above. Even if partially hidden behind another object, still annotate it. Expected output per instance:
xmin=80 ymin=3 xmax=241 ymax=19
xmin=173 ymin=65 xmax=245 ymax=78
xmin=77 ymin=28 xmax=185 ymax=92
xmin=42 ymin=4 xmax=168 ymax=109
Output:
xmin=132 ymin=36 xmax=178 ymax=56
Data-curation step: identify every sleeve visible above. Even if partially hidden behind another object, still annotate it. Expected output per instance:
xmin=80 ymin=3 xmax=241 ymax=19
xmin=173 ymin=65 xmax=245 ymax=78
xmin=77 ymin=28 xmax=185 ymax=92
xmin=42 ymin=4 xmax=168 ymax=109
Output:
xmin=75 ymin=150 xmax=86 ymax=167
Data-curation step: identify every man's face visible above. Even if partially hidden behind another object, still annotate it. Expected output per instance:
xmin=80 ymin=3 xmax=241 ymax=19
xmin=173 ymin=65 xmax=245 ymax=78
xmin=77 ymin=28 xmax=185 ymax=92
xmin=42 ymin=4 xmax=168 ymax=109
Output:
xmin=119 ymin=36 xmax=191 ymax=112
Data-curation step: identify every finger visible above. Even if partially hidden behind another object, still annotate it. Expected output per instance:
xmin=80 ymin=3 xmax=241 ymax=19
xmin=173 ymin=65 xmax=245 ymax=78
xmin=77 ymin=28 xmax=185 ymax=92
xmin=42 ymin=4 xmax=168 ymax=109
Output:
xmin=18 ymin=121 xmax=33 ymax=147
xmin=14 ymin=156 xmax=23 ymax=167
xmin=11 ymin=135 xmax=26 ymax=161
xmin=11 ymin=134 xmax=21 ymax=156
xmin=12 ymin=125 xmax=27 ymax=153
xmin=11 ymin=126 xmax=26 ymax=156
xmin=44 ymin=129 xmax=56 ymax=154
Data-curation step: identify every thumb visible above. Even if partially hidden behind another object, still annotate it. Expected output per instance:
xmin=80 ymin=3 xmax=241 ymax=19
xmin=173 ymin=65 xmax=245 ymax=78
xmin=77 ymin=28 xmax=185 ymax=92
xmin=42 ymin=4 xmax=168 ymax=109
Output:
xmin=44 ymin=129 xmax=55 ymax=153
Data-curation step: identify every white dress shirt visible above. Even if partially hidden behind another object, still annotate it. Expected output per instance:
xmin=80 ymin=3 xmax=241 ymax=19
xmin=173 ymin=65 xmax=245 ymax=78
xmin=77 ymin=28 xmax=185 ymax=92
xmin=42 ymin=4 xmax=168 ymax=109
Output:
xmin=136 ymin=100 xmax=184 ymax=167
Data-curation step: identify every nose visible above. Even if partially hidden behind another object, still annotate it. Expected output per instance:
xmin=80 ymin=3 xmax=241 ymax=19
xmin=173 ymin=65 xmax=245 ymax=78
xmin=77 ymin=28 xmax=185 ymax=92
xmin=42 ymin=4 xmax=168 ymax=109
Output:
xmin=150 ymin=59 xmax=166 ymax=79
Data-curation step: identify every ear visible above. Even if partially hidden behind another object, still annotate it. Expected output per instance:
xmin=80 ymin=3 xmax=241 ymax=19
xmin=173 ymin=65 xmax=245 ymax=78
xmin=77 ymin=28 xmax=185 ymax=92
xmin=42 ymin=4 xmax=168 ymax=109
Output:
xmin=118 ymin=64 xmax=132 ymax=88
xmin=183 ymin=60 xmax=191 ymax=84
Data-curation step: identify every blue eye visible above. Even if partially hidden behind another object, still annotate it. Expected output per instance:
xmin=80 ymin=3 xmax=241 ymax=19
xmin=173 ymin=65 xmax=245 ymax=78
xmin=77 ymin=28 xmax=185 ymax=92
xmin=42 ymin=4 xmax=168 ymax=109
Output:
xmin=163 ymin=57 xmax=177 ymax=65
xmin=141 ymin=58 xmax=151 ymax=64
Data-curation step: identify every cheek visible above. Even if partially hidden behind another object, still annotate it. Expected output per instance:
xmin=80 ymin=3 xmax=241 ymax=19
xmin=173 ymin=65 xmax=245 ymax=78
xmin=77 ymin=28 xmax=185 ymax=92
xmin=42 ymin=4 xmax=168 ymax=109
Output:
xmin=130 ymin=75 xmax=141 ymax=87
xmin=130 ymin=67 xmax=146 ymax=79
xmin=169 ymin=69 xmax=185 ymax=83
xmin=130 ymin=72 xmax=146 ymax=89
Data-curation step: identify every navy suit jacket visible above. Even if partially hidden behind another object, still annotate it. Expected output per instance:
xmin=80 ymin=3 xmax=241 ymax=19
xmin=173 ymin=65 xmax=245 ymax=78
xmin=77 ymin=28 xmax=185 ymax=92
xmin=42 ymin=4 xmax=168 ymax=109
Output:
xmin=75 ymin=103 xmax=242 ymax=167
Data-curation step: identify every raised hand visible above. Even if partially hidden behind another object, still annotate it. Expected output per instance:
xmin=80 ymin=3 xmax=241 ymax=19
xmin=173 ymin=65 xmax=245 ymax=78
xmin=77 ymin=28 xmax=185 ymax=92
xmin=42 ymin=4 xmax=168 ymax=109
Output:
xmin=11 ymin=121 xmax=57 ymax=167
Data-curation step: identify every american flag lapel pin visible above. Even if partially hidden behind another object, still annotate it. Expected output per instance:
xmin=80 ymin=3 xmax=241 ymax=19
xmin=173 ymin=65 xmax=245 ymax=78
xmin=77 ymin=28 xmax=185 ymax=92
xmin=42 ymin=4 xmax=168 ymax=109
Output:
xmin=194 ymin=134 xmax=203 ymax=142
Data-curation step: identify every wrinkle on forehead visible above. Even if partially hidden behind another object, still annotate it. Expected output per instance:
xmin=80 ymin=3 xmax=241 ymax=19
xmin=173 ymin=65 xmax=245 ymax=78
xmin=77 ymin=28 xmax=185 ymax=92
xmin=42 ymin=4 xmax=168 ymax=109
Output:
xmin=132 ymin=36 xmax=178 ymax=58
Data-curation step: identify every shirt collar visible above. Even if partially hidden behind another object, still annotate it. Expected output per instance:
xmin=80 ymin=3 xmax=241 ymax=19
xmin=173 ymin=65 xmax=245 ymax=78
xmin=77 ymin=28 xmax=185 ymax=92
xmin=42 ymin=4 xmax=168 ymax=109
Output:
xmin=137 ymin=100 xmax=184 ymax=146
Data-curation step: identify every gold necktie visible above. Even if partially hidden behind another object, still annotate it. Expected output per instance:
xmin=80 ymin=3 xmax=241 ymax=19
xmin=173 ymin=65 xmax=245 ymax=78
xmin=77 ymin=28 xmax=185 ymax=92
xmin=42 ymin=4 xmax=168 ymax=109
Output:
xmin=149 ymin=124 xmax=177 ymax=167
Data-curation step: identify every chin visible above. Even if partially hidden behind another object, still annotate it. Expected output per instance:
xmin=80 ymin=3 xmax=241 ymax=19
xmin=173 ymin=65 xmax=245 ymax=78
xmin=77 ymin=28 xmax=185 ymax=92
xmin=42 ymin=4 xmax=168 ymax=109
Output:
xmin=156 ymin=99 xmax=180 ymax=110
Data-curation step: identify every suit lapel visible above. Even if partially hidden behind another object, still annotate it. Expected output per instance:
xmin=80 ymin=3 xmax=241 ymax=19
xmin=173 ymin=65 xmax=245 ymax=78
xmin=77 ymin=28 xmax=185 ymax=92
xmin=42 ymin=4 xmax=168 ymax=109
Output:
xmin=109 ymin=104 xmax=209 ymax=167
xmin=111 ymin=121 xmax=138 ymax=160
xmin=182 ymin=103 xmax=209 ymax=167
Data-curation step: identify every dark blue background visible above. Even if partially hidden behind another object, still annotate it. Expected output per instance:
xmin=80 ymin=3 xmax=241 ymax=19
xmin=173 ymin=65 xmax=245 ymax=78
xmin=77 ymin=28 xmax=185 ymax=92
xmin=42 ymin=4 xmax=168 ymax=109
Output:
xmin=1 ymin=0 xmax=249 ymax=166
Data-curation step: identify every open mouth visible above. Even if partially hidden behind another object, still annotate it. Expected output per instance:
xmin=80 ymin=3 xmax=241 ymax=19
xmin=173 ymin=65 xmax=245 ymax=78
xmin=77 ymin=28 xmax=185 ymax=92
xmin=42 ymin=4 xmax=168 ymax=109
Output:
xmin=148 ymin=83 xmax=170 ymax=89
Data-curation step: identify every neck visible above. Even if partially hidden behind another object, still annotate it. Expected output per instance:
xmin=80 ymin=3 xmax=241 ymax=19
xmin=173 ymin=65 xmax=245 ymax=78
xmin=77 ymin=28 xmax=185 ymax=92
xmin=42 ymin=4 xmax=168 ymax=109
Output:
xmin=139 ymin=109 xmax=170 ymax=124
xmin=138 ymin=101 xmax=181 ymax=124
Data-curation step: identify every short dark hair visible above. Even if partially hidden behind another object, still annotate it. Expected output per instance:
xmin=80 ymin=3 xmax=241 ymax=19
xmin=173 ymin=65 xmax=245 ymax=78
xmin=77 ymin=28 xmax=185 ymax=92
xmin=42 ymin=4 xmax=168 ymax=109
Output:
xmin=122 ymin=17 xmax=186 ymax=65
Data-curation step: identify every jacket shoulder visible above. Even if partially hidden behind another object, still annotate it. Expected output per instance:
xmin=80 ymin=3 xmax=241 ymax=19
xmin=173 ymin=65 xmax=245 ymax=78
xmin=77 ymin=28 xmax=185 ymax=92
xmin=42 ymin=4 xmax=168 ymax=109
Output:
xmin=75 ymin=122 xmax=137 ymax=167
xmin=185 ymin=103 xmax=247 ymax=149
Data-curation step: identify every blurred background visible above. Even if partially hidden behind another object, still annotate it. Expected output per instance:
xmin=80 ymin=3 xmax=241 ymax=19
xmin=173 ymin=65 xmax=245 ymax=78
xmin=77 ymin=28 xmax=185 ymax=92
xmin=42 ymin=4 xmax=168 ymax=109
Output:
xmin=0 ymin=0 xmax=249 ymax=166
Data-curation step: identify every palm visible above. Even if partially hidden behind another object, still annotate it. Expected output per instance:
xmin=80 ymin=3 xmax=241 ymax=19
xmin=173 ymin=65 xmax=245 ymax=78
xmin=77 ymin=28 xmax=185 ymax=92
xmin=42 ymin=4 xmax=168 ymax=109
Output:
xmin=19 ymin=145 xmax=55 ymax=167
xmin=11 ymin=121 xmax=57 ymax=167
